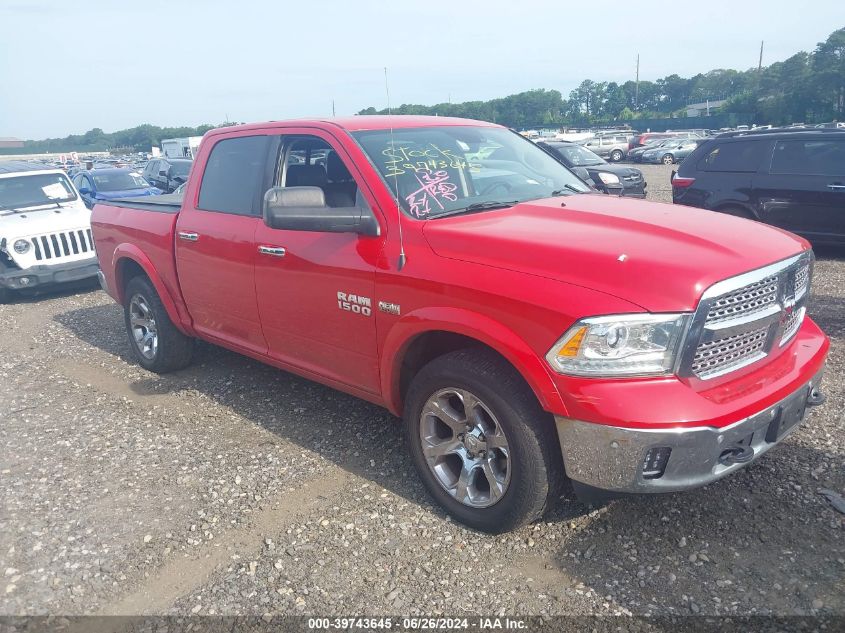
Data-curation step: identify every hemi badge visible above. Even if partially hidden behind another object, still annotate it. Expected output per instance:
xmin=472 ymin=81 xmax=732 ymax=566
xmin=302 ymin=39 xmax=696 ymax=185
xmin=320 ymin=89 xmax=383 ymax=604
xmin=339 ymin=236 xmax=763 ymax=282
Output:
xmin=378 ymin=301 xmax=401 ymax=316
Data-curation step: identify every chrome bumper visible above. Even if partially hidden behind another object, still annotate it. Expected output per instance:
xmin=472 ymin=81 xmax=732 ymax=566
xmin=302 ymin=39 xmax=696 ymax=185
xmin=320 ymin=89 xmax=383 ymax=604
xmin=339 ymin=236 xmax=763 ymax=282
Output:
xmin=97 ymin=269 xmax=108 ymax=294
xmin=556 ymin=369 xmax=825 ymax=497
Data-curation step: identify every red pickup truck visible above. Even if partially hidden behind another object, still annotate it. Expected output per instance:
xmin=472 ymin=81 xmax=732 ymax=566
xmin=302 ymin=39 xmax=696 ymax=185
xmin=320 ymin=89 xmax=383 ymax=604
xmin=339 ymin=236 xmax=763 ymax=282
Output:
xmin=92 ymin=116 xmax=828 ymax=533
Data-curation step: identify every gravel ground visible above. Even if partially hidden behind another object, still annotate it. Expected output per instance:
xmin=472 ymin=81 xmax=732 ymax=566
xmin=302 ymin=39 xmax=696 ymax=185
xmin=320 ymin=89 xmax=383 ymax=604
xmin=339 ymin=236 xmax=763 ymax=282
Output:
xmin=1 ymin=178 xmax=843 ymax=619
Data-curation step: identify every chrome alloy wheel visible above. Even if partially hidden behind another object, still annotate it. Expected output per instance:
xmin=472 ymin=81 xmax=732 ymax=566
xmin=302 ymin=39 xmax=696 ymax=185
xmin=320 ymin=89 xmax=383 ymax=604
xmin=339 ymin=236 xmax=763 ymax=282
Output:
xmin=419 ymin=388 xmax=511 ymax=508
xmin=129 ymin=294 xmax=158 ymax=360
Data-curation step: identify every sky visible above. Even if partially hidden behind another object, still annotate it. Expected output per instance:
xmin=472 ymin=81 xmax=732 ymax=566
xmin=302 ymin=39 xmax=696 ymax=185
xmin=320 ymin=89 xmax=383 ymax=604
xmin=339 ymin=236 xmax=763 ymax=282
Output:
xmin=1 ymin=0 xmax=843 ymax=140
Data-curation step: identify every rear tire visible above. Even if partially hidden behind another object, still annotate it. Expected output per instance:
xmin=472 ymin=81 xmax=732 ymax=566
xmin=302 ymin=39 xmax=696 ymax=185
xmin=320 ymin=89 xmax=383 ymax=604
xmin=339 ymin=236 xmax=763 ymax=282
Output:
xmin=610 ymin=149 xmax=624 ymax=162
xmin=123 ymin=275 xmax=193 ymax=373
xmin=404 ymin=348 xmax=563 ymax=533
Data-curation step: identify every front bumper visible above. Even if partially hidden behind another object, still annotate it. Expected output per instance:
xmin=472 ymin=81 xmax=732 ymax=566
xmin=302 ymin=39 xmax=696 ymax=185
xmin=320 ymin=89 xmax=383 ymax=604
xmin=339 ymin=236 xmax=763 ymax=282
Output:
xmin=0 ymin=256 xmax=99 ymax=290
xmin=556 ymin=368 xmax=825 ymax=499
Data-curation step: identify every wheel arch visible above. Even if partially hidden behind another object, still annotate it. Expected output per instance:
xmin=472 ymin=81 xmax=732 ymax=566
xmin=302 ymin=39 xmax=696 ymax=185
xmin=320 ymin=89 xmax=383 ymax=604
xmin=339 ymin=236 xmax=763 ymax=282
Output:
xmin=380 ymin=307 xmax=567 ymax=418
xmin=111 ymin=244 xmax=189 ymax=335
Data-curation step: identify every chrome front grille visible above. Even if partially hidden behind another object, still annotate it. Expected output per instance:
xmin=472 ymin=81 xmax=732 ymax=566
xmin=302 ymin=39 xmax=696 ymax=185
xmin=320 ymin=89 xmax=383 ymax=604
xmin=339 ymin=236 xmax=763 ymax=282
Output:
xmin=30 ymin=229 xmax=94 ymax=261
xmin=691 ymin=326 xmax=769 ymax=377
xmin=705 ymin=275 xmax=778 ymax=324
xmin=681 ymin=252 xmax=813 ymax=380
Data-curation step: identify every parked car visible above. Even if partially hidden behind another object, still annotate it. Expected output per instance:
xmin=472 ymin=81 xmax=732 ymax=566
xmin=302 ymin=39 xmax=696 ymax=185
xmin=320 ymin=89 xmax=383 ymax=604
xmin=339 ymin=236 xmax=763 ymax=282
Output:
xmin=579 ymin=135 xmax=630 ymax=162
xmin=628 ymin=131 xmax=700 ymax=152
xmin=538 ymin=141 xmax=646 ymax=197
xmin=641 ymin=138 xmax=708 ymax=164
xmin=92 ymin=116 xmax=828 ymax=533
xmin=0 ymin=161 xmax=99 ymax=302
xmin=142 ymin=158 xmax=193 ymax=193
xmin=72 ymin=168 xmax=162 ymax=209
xmin=627 ymin=137 xmax=683 ymax=163
xmin=672 ymin=128 xmax=845 ymax=244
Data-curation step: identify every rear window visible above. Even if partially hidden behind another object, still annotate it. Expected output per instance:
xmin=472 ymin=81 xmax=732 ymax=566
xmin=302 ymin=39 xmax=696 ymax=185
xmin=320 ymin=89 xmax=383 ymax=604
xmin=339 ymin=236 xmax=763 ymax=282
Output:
xmin=771 ymin=139 xmax=845 ymax=176
xmin=697 ymin=140 xmax=767 ymax=172
xmin=197 ymin=135 xmax=268 ymax=215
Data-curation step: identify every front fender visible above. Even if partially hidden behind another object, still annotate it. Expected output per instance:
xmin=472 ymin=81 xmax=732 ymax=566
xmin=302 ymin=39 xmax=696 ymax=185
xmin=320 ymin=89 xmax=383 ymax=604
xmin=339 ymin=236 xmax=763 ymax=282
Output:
xmin=111 ymin=244 xmax=193 ymax=336
xmin=380 ymin=306 xmax=567 ymax=417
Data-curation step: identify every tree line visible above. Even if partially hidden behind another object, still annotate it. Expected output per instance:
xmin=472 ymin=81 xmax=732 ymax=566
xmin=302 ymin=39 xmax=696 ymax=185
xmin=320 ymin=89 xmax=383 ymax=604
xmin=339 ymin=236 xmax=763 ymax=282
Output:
xmin=8 ymin=27 xmax=844 ymax=154
xmin=8 ymin=123 xmax=238 ymax=155
xmin=359 ymin=27 xmax=845 ymax=129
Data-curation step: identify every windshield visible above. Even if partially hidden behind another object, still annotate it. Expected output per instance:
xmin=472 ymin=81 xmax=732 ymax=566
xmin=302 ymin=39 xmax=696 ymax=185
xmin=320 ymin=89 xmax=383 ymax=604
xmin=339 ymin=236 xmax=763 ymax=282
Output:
xmin=169 ymin=161 xmax=192 ymax=177
xmin=549 ymin=144 xmax=604 ymax=166
xmin=92 ymin=171 xmax=150 ymax=192
xmin=0 ymin=172 xmax=78 ymax=210
xmin=353 ymin=126 xmax=590 ymax=219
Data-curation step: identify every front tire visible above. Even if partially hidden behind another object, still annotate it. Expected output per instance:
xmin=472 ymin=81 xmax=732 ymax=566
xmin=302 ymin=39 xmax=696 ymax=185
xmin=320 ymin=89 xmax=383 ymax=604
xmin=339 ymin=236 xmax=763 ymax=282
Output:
xmin=610 ymin=149 xmax=624 ymax=162
xmin=123 ymin=276 xmax=193 ymax=373
xmin=662 ymin=153 xmax=675 ymax=165
xmin=404 ymin=349 xmax=563 ymax=533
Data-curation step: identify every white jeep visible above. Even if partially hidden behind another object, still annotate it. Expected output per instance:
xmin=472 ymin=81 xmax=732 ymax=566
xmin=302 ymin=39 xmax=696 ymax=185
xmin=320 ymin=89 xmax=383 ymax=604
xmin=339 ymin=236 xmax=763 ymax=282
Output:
xmin=0 ymin=161 xmax=99 ymax=302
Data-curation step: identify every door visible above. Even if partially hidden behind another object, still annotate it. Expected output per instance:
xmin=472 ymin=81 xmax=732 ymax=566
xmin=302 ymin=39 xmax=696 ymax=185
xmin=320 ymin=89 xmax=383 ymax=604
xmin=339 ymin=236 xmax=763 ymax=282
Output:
xmin=754 ymin=138 xmax=845 ymax=241
xmin=175 ymin=134 xmax=270 ymax=353
xmin=253 ymin=131 xmax=384 ymax=392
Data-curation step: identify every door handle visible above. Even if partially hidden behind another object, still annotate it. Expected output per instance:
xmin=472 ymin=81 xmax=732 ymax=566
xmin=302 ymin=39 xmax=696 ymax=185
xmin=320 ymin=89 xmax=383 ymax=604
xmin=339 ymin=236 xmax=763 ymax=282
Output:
xmin=827 ymin=183 xmax=845 ymax=191
xmin=178 ymin=231 xmax=199 ymax=242
xmin=258 ymin=245 xmax=286 ymax=257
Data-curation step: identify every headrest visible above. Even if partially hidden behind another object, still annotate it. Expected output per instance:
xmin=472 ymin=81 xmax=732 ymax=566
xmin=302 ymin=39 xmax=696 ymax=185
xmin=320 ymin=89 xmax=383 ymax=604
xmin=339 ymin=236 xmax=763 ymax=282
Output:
xmin=286 ymin=164 xmax=327 ymax=187
xmin=326 ymin=152 xmax=352 ymax=182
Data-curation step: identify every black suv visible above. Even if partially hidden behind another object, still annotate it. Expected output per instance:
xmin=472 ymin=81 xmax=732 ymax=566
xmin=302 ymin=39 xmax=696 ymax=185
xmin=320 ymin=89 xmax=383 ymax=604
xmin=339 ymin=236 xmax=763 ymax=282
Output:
xmin=672 ymin=128 xmax=845 ymax=244
xmin=142 ymin=158 xmax=193 ymax=193
xmin=538 ymin=141 xmax=646 ymax=197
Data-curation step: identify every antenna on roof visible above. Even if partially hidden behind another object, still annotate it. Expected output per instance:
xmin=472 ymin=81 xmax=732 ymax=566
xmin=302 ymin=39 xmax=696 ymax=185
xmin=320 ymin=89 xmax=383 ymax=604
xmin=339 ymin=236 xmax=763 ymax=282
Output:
xmin=385 ymin=66 xmax=406 ymax=271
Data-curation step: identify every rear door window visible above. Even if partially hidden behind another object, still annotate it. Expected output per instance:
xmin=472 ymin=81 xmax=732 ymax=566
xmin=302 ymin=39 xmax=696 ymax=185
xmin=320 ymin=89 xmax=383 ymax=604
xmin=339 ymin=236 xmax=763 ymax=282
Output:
xmin=698 ymin=140 xmax=768 ymax=172
xmin=197 ymin=135 xmax=269 ymax=215
xmin=770 ymin=139 xmax=845 ymax=176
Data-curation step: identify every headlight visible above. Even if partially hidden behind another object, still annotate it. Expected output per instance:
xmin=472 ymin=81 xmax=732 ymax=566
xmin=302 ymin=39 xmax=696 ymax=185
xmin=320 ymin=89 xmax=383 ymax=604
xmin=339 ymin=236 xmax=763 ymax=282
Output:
xmin=546 ymin=314 xmax=690 ymax=377
xmin=13 ymin=239 xmax=30 ymax=254
xmin=597 ymin=172 xmax=621 ymax=185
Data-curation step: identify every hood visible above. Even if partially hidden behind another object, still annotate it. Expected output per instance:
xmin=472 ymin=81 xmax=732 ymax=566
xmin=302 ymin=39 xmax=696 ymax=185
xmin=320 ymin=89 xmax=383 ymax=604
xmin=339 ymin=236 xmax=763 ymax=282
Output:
xmin=95 ymin=188 xmax=161 ymax=200
xmin=0 ymin=199 xmax=91 ymax=238
xmin=422 ymin=195 xmax=808 ymax=312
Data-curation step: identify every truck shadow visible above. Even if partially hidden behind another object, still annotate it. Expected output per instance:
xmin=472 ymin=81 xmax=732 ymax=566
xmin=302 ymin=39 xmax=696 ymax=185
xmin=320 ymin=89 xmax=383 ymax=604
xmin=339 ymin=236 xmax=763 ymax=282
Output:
xmin=53 ymin=303 xmax=844 ymax=615
xmin=542 ymin=437 xmax=845 ymax=615
xmin=808 ymin=294 xmax=844 ymax=338
xmin=52 ymin=303 xmax=594 ymax=525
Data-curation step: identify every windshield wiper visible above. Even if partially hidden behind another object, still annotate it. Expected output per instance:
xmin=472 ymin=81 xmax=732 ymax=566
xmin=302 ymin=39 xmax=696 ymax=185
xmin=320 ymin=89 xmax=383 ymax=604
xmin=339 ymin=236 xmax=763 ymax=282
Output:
xmin=430 ymin=200 xmax=519 ymax=219
xmin=550 ymin=184 xmax=584 ymax=196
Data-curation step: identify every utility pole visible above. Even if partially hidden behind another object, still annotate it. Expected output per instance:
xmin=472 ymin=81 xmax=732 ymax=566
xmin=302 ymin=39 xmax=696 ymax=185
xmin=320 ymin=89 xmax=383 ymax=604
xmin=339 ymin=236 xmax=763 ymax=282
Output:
xmin=758 ymin=40 xmax=764 ymax=72
xmin=635 ymin=54 xmax=640 ymax=108
xmin=332 ymin=100 xmax=336 ymax=117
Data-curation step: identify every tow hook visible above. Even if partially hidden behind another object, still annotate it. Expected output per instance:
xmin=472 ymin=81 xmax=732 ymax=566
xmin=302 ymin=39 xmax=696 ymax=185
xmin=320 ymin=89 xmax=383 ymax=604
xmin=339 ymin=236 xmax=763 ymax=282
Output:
xmin=719 ymin=445 xmax=755 ymax=466
xmin=806 ymin=387 xmax=826 ymax=407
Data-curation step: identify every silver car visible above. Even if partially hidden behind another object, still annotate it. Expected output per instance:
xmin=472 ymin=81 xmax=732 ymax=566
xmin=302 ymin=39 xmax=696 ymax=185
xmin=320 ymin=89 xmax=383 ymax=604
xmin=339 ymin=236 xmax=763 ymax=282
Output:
xmin=641 ymin=138 xmax=707 ymax=165
xmin=579 ymin=135 xmax=631 ymax=162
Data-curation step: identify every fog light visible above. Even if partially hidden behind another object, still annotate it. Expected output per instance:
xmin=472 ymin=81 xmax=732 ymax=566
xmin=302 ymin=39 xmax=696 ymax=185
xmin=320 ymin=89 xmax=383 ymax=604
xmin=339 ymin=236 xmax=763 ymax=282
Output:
xmin=13 ymin=239 xmax=30 ymax=254
xmin=642 ymin=447 xmax=671 ymax=479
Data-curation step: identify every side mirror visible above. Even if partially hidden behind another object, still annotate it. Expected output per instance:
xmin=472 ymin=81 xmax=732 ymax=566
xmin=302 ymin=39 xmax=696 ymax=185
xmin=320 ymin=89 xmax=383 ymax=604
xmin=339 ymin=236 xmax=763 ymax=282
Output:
xmin=263 ymin=186 xmax=380 ymax=236
xmin=78 ymin=187 xmax=91 ymax=195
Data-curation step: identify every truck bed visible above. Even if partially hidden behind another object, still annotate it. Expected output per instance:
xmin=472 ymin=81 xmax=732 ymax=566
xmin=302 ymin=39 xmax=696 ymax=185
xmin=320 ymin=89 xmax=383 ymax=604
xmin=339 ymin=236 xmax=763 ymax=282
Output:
xmin=91 ymin=198 xmax=185 ymax=324
xmin=106 ymin=193 xmax=183 ymax=213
